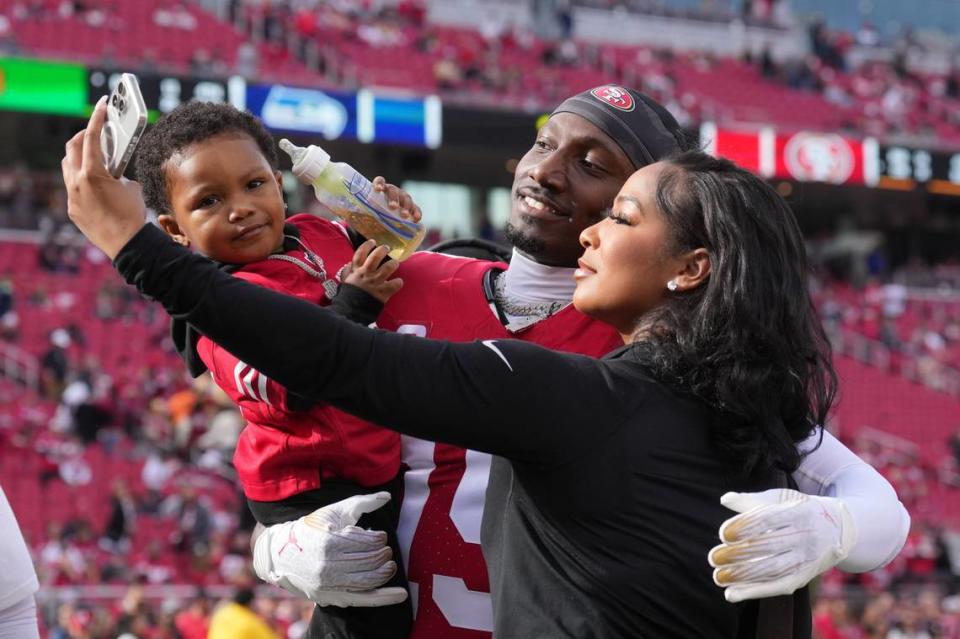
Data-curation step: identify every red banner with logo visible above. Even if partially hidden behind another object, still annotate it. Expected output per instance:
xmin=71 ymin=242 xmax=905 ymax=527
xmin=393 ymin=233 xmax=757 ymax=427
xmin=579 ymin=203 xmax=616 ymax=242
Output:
xmin=774 ymin=131 xmax=865 ymax=185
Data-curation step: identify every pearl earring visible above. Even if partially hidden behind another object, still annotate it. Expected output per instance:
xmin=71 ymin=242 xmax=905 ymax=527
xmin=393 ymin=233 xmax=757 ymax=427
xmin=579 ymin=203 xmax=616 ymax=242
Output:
xmin=667 ymin=280 xmax=678 ymax=292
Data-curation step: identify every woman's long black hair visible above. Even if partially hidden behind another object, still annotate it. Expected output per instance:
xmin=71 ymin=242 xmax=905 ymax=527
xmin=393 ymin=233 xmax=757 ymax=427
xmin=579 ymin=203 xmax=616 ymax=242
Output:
xmin=633 ymin=151 xmax=838 ymax=476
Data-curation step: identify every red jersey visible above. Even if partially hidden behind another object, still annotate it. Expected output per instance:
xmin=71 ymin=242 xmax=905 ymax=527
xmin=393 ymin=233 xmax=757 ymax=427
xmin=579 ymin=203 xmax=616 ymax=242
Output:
xmin=197 ymin=214 xmax=400 ymax=501
xmin=377 ymin=252 xmax=622 ymax=639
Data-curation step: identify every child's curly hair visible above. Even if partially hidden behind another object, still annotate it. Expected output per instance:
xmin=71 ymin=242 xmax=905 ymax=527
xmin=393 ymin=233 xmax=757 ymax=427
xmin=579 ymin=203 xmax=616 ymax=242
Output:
xmin=134 ymin=101 xmax=279 ymax=214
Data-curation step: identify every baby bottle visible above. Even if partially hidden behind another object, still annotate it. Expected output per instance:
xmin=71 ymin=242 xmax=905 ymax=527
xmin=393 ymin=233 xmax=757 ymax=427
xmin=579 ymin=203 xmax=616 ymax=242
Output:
xmin=279 ymin=139 xmax=426 ymax=261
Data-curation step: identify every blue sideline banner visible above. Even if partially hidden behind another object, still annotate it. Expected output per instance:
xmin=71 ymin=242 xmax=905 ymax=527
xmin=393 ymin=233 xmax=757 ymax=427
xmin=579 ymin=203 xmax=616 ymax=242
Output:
xmin=245 ymin=83 xmax=441 ymax=148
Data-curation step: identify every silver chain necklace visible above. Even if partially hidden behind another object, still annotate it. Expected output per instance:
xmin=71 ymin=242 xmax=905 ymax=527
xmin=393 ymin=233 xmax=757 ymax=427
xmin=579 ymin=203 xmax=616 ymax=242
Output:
xmin=267 ymin=234 xmax=342 ymax=299
xmin=491 ymin=270 xmax=567 ymax=321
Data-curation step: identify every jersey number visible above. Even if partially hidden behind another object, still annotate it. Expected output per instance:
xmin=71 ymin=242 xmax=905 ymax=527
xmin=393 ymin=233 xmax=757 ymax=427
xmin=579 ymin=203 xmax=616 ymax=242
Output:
xmin=400 ymin=443 xmax=494 ymax=635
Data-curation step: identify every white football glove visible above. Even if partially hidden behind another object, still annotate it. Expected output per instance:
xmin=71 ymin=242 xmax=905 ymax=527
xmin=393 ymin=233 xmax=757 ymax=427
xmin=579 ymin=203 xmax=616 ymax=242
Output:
xmin=252 ymin=491 xmax=408 ymax=608
xmin=708 ymin=488 xmax=857 ymax=603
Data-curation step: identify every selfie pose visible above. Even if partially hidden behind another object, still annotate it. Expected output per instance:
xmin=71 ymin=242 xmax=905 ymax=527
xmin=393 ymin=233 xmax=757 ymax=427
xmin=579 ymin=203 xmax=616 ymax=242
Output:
xmin=67 ymin=88 xmax=890 ymax=634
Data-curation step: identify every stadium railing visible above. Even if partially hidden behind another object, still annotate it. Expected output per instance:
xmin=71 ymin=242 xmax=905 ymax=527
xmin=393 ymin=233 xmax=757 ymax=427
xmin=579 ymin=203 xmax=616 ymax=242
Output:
xmin=0 ymin=342 xmax=38 ymax=390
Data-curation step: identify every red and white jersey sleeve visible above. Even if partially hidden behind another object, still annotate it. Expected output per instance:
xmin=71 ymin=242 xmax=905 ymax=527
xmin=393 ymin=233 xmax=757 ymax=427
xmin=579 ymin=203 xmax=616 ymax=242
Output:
xmin=378 ymin=252 xmax=622 ymax=639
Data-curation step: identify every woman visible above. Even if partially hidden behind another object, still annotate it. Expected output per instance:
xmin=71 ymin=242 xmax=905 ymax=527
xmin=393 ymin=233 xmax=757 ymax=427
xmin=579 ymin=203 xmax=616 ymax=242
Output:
xmin=69 ymin=145 xmax=833 ymax=636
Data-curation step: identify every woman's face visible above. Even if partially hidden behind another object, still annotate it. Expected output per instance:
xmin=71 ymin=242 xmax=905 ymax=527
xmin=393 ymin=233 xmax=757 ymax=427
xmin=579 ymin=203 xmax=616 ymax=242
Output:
xmin=573 ymin=163 xmax=684 ymax=336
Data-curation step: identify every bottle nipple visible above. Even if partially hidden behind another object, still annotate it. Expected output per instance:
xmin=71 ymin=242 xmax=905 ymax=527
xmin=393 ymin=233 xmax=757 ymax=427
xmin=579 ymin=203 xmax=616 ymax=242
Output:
xmin=280 ymin=139 xmax=331 ymax=183
xmin=279 ymin=139 xmax=305 ymax=165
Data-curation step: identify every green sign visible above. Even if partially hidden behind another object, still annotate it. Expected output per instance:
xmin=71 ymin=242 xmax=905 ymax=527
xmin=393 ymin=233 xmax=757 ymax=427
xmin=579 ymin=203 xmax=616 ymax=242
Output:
xmin=0 ymin=58 xmax=87 ymax=116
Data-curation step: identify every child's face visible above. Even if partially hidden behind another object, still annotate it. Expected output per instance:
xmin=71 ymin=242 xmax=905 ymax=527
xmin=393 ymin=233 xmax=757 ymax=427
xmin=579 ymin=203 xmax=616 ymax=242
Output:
xmin=158 ymin=133 xmax=286 ymax=264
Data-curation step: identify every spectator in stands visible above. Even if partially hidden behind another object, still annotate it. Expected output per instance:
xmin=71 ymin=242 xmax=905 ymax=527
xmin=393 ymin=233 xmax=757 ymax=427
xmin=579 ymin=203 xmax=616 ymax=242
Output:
xmin=0 ymin=275 xmax=12 ymax=319
xmin=950 ymin=428 xmax=960 ymax=469
xmin=235 ymin=40 xmax=259 ymax=78
xmin=433 ymin=54 xmax=463 ymax=90
xmin=759 ymin=45 xmax=777 ymax=79
xmin=40 ymin=328 xmax=70 ymax=401
xmin=856 ymin=21 xmax=881 ymax=47
xmin=195 ymin=400 xmax=243 ymax=477
xmin=133 ymin=540 xmax=175 ymax=585
xmin=174 ymin=592 xmax=211 ymax=639
xmin=556 ymin=0 xmax=574 ymax=39
xmin=71 ymin=381 xmax=114 ymax=445
xmin=52 ymin=371 xmax=90 ymax=434
xmin=64 ymin=607 xmax=95 ymax=639
xmin=859 ymin=591 xmax=895 ymax=637
xmin=189 ymin=48 xmax=214 ymax=76
xmin=812 ymin=594 xmax=858 ymax=639
xmin=946 ymin=71 xmax=959 ymax=99
xmin=901 ymin=522 xmax=942 ymax=584
xmin=38 ymin=231 xmax=81 ymax=274
xmin=217 ymin=530 xmax=252 ymax=584
xmin=38 ymin=523 xmax=90 ymax=586
xmin=100 ymin=479 xmax=137 ymax=554
xmin=208 ymin=587 xmax=278 ymax=639
xmin=916 ymin=588 xmax=948 ymax=637
xmin=141 ymin=447 xmax=180 ymax=512
xmin=887 ymin=599 xmax=935 ymax=639
xmin=0 ymin=308 xmax=18 ymax=342
xmin=94 ymin=280 xmax=121 ymax=321
xmin=166 ymin=483 xmax=213 ymax=556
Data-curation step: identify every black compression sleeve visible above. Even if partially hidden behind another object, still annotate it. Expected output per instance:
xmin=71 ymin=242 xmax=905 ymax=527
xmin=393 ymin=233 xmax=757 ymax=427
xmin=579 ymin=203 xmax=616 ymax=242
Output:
xmin=114 ymin=224 xmax=642 ymax=464
xmin=329 ymin=283 xmax=383 ymax=326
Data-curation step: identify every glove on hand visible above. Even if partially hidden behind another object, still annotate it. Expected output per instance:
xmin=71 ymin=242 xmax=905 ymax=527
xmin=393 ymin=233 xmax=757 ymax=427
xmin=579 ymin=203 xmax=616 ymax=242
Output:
xmin=708 ymin=488 xmax=857 ymax=603
xmin=252 ymin=491 xmax=408 ymax=607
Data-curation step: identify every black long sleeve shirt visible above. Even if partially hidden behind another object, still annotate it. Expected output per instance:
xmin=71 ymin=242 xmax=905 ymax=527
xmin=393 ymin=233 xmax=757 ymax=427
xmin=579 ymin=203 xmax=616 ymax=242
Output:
xmin=115 ymin=224 xmax=785 ymax=638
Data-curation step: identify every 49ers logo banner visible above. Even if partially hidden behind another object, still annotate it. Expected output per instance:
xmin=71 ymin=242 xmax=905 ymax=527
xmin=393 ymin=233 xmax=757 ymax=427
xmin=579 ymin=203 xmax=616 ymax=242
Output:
xmin=782 ymin=132 xmax=855 ymax=184
xmin=703 ymin=123 xmax=867 ymax=185
xmin=590 ymin=86 xmax=635 ymax=112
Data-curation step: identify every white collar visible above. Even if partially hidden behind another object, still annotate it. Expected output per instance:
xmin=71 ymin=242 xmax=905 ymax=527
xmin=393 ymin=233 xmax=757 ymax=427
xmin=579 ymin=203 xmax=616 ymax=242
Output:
xmin=501 ymin=249 xmax=577 ymax=305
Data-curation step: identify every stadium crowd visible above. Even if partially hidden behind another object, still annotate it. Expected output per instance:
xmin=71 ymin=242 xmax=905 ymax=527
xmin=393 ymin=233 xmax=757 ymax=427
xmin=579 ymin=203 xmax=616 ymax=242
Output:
xmin=3 ymin=0 xmax=960 ymax=143
xmin=813 ymin=267 xmax=960 ymax=395
xmin=220 ymin=0 xmax=960 ymax=140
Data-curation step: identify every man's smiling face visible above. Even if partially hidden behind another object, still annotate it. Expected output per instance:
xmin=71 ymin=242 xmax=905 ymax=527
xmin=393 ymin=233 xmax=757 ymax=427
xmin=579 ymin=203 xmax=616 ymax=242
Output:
xmin=507 ymin=112 xmax=636 ymax=268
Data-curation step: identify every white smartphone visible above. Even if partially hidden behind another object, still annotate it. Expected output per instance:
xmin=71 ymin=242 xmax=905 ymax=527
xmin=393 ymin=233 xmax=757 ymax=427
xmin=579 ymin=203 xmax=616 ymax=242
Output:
xmin=100 ymin=73 xmax=147 ymax=178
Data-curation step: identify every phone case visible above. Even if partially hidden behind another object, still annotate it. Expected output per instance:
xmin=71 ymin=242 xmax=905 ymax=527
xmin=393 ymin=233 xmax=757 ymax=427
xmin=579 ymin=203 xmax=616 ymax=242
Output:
xmin=101 ymin=73 xmax=148 ymax=179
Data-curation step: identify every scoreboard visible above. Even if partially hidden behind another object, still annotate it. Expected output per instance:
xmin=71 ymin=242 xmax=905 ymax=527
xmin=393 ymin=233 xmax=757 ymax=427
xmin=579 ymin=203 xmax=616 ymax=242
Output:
xmin=703 ymin=122 xmax=960 ymax=196
xmin=877 ymin=145 xmax=960 ymax=195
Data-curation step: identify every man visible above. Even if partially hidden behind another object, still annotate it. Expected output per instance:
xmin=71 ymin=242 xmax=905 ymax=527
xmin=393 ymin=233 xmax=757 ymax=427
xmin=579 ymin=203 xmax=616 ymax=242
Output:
xmin=63 ymin=87 xmax=910 ymax=639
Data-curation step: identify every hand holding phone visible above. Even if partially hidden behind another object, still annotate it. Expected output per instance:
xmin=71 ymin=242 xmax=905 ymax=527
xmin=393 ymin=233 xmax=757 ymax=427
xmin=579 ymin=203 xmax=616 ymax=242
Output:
xmin=100 ymin=73 xmax=147 ymax=178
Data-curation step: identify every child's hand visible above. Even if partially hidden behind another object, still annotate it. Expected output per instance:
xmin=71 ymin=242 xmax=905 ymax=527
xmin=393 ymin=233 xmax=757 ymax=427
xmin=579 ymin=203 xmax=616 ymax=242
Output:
xmin=342 ymin=240 xmax=403 ymax=303
xmin=372 ymin=176 xmax=422 ymax=222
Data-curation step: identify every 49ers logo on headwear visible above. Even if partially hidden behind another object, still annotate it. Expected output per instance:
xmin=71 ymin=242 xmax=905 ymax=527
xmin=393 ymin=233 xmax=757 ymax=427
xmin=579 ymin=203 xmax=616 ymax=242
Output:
xmin=590 ymin=86 xmax=636 ymax=112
